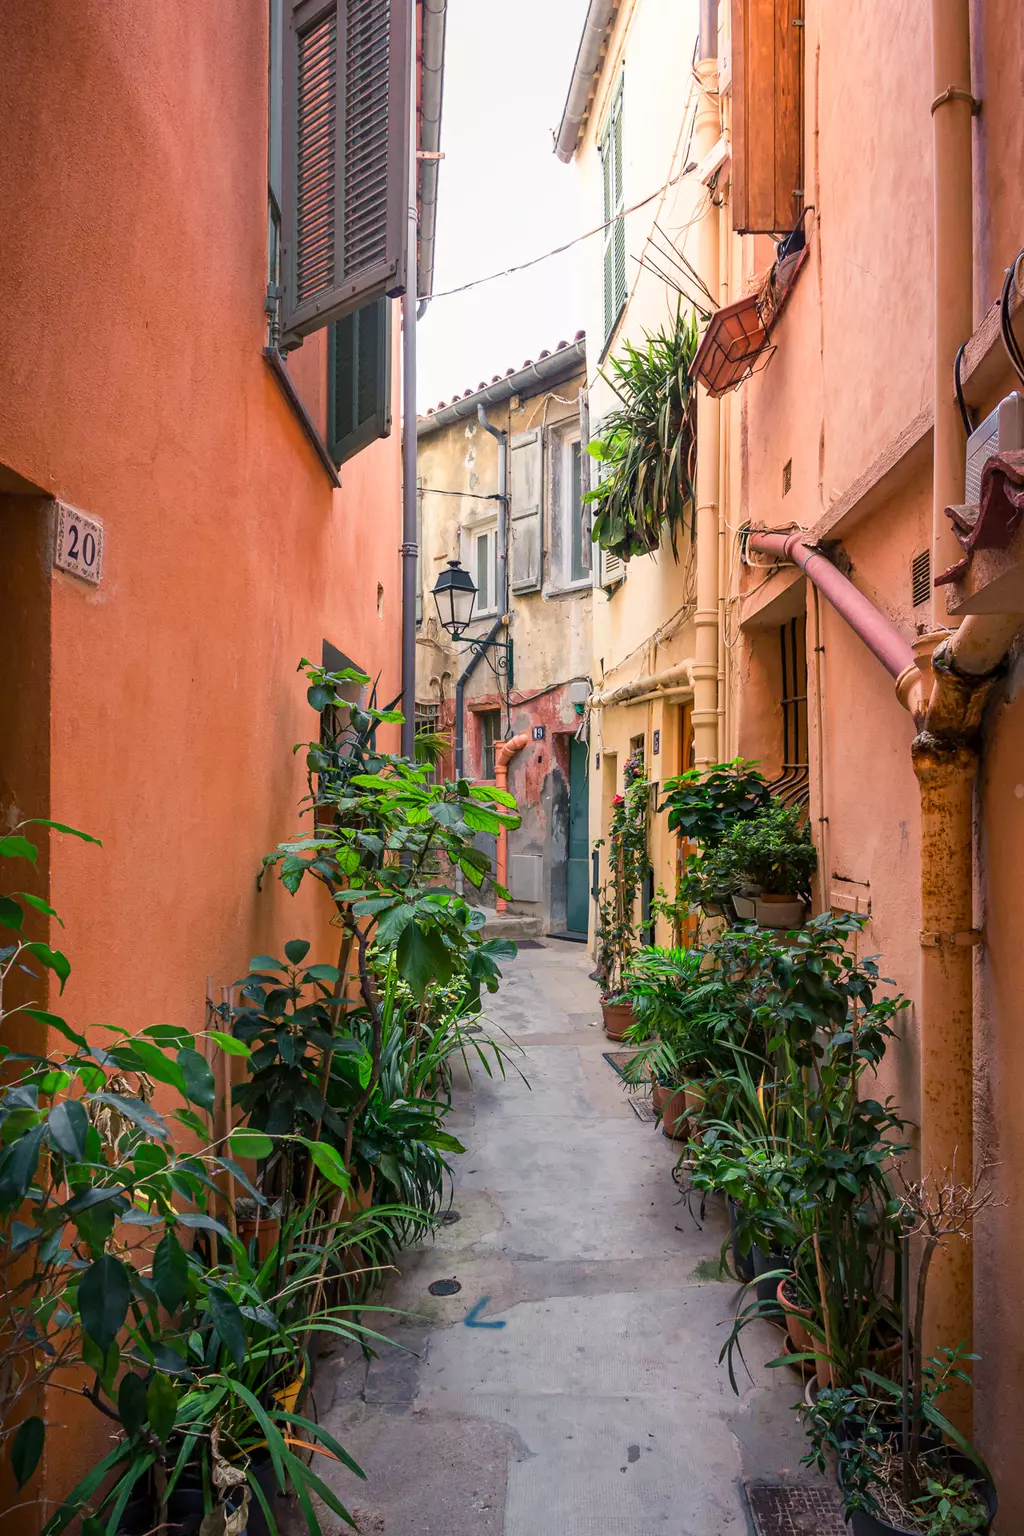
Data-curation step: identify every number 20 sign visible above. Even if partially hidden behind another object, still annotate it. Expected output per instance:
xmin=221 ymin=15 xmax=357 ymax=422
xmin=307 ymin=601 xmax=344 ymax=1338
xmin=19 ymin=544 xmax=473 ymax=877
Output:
xmin=55 ymin=503 xmax=104 ymax=586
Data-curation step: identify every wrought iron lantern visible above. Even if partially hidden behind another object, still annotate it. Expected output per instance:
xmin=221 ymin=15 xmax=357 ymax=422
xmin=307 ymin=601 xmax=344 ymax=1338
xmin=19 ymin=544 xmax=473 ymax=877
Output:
xmin=432 ymin=559 xmax=478 ymax=638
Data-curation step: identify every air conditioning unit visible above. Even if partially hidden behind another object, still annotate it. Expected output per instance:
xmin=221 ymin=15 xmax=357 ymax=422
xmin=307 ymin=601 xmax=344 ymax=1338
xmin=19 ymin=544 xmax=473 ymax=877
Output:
xmin=965 ymin=392 xmax=1024 ymax=504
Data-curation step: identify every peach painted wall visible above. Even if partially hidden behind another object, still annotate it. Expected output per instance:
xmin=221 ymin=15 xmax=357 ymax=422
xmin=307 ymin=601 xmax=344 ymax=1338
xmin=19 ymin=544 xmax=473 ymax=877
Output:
xmin=722 ymin=0 xmax=1024 ymax=1520
xmin=0 ymin=3 xmax=402 ymax=1523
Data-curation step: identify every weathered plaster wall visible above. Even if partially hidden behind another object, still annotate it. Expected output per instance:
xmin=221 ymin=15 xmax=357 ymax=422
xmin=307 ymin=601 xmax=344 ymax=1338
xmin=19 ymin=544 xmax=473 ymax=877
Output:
xmin=416 ymin=370 xmax=591 ymax=926
xmin=721 ymin=0 xmax=1024 ymax=1515
xmin=0 ymin=5 xmax=402 ymax=1522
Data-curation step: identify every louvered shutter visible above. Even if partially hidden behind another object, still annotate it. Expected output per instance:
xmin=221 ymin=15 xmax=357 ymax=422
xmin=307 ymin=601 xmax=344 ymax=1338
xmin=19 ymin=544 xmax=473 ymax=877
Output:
xmin=600 ymin=79 xmax=626 ymax=343
xmin=731 ymin=0 xmax=804 ymax=235
xmin=510 ymin=429 xmax=543 ymax=594
xmin=281 ymin=0 xmax=411 ymax=346
xmin=590 ymin=420 xmax=625 ymax=591
xmin=327 ymin=296 xmax=392 ymax=465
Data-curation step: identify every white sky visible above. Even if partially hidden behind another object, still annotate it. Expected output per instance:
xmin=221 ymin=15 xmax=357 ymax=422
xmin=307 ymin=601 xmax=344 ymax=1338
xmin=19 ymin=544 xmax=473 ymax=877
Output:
xmin=418 ymin=0 xmax=593 ymax=412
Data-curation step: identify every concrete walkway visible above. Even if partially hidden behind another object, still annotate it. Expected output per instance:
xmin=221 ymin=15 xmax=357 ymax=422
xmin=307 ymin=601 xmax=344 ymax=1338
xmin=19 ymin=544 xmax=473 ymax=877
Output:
xmin=320 ymin=939 xmax=820 ymax=1535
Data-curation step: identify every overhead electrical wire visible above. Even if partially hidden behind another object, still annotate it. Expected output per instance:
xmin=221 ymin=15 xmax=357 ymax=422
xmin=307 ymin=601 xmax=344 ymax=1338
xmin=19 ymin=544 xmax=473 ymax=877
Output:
xmin=427 ymin=166 xmax=699 ymax=302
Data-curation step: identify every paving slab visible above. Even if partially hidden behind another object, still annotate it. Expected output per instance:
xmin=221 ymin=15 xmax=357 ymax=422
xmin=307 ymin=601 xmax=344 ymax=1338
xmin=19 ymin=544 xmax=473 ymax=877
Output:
xmin=316 ymin=939 xmax=825 ymax=1534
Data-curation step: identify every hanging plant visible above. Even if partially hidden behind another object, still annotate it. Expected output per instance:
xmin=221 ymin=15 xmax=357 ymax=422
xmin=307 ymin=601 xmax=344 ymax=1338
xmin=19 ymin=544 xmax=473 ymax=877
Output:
xmin=586 ymin=303 xmax=699 ymax=562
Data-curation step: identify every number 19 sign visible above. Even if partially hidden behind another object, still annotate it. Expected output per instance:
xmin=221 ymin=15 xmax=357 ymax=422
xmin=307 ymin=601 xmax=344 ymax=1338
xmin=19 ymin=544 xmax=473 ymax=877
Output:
xmin=55 ymin=503 xmax=104 ymax=586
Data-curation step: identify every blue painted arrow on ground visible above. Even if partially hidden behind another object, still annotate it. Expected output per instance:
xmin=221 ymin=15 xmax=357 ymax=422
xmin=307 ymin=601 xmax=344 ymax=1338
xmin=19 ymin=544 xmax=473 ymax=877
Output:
xmin=464 ymin=1296 xmax=506 ymax=1329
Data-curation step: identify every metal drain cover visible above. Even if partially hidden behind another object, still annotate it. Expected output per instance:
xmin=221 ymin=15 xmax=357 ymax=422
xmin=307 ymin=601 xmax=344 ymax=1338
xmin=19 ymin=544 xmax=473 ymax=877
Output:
xmin=428 ymin=1277 xmax=462 ymax=1296
xmin=440 ymin=1209 xmax=461 ymax=1225
xmin=745 ymin=1482 xmax=846 ymax=1536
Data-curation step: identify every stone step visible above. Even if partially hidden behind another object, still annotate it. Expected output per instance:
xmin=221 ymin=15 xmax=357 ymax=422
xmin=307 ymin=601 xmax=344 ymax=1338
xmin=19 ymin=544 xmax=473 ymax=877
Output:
xmin=480 ymin=911 xmax=544 ymax=940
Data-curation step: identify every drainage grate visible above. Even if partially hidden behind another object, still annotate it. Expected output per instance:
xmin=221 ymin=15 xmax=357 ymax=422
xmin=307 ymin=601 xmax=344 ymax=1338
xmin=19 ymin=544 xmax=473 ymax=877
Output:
xmin=745 ymin=1482 xmax=846 ymax=1536
xmin=428 ymin=1278 xmax=462 ymax=1296
xmin=602 ymin=1050 xmax=641 ymax=1079
xmin=440 ymin=1209 xmax=461 ymax=1226
xmin=628 ymin=1094 xmax=656 ymax=1122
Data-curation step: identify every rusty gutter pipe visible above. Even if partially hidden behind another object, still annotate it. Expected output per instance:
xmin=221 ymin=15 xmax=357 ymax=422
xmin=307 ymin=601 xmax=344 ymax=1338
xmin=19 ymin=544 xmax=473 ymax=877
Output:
xmin=493 ymin=733 xmax=529 ymax=913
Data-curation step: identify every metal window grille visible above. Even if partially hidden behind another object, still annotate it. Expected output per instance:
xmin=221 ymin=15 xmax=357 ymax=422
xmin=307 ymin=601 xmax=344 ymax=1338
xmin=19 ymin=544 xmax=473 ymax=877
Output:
xmin=911 ymin=548 xmax=931 ymax=608
xmin=414 ymin=702 xmax=441 ymax=783
xmin=771 ymin=616 xmax=810 ymax=809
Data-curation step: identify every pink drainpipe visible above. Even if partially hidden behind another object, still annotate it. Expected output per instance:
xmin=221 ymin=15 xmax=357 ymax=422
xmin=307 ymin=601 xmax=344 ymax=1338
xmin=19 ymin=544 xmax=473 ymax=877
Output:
xmin=747 ymin=530 xmax=915 ymax=681
xmin=493 ymin=732 xmax=529 ymax=913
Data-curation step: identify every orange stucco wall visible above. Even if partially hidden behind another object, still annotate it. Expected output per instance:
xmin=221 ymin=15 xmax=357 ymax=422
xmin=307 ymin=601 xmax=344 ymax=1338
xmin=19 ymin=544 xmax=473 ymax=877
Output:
xmin=724 ymin=0 xmax=1024 ymax=1519
xmin=0 ymin=4 xmax=402 ymax=1523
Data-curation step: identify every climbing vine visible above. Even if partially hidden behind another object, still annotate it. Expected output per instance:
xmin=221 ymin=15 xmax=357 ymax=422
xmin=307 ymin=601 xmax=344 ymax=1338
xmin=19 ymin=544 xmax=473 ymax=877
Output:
xmin=595 ymin=750 xmax=652 ymax=998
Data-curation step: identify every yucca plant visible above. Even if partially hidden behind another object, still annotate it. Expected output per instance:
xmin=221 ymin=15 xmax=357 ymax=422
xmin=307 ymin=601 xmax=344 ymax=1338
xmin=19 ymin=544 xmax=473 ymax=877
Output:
xmin=586 ymin=303 xmax=699 ymax=562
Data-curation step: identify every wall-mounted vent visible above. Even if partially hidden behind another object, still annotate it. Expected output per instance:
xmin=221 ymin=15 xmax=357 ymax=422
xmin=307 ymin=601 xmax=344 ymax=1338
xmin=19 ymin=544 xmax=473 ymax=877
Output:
xmin=782 ymin=458 xmax=792 ymax=496
xmin=911 ymin=548 xmax=931 ymax=608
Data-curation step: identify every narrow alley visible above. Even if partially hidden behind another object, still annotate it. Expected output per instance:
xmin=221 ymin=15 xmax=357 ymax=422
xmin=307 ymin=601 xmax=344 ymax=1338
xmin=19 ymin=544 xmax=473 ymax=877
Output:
xmin=321 ymin=941 xmax=824 ymax=1535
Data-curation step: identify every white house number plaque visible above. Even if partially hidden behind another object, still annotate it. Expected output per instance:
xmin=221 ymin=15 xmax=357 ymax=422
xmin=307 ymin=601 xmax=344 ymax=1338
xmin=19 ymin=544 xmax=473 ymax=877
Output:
xmin=55 ymin=503 xmax=104 ymax=586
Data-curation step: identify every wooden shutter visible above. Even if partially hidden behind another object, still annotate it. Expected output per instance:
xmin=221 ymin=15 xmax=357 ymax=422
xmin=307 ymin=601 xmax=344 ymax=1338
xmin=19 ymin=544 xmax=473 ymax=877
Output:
xmin=510 ymin=429 xmax=543 ymax=593
xmin=600 ymin=78 xmax=626 ymax=342
xmin=281 ymin=0 xmax=411 ymax=346
xmin=327 ymin=296 xmax=392 ymax=465
xmin=731 ymin=0 xmax=803 ymax=235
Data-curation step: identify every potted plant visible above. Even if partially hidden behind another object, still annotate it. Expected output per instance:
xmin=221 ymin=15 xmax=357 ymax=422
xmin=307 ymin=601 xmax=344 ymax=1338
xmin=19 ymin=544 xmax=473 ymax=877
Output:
xmin=594 ymin=752 xmax=651 ymax=1035
xmin=585 ymin=304 xmax=699 ymax=562
xmin=802 ymin=1350 xmax=996 ymax=1535
xmin=717 ymin=799 xmax=817 ymax=927
xmin=799 ymin=1170 xmax=1000 ymax=1535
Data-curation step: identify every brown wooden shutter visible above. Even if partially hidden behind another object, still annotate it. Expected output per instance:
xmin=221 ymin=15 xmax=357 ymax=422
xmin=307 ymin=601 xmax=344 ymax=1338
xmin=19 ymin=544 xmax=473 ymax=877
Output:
xmin=281 ymin=0 xmax=411 ymax=346
xmin=731 ymin=0 xmax=803 ymax=236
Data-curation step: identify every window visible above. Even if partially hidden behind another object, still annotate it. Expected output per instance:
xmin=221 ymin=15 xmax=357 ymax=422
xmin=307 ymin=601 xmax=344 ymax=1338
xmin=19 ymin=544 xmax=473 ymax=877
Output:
xmin=471 ymin=525 xmax=498 ymax=615
xmin=268 ymin=0 xmax=411 ymax=348
xmin=773 ymin=616 xmax=810 ymax=809
xmin=327 ymin=298 xmax=392 ymax=466
xmin=479 ymin=709 xmax=502 ymax=780
xmin=599 ymin=77 xmax=626 ymax=344
xmin=415 ymin=701 xmax=442 ymax=783
xmin=550 ymin=430 xmax=590 ymax=588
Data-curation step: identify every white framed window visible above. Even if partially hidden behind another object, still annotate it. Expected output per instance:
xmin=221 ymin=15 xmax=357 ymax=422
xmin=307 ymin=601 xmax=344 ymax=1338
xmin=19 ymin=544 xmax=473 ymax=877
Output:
xmin=464 ymin=522 xmax=498 ymax=617
xmin=548 ymin=426 xmax=591 ymax=591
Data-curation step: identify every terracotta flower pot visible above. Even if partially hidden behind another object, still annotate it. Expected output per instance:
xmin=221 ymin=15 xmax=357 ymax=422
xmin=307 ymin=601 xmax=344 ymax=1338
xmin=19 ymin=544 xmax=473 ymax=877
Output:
xmin=601 ymin=998 xmax=634 ymax=1040
xmin=656 ymin=1085 xmax=688 ymax=1139
xmin=777 ymin=1276 xmax=814 ymax=1354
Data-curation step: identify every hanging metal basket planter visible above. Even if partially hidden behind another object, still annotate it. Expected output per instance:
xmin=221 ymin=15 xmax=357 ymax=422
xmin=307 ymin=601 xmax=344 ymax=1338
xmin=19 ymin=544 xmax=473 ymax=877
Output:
xmin=689 ymin=292 xmax=772 ymax=397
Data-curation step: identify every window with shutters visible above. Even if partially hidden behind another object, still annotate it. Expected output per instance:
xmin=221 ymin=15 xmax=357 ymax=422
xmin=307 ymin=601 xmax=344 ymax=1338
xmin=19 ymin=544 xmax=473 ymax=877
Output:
xmin=327 ymin=297 xmax=392 ymax=465
xmin=549 ymin=425 xmax=590 ymax=590
xmin=731 ymin=0 xmax=804 ymax=236
xmin=599 ymin=76 xmax=626 ymax=347
xmin=277 ymin=0 xmax=412 ymax=347
xmin=510 ymin=429 xmax=543 ymax=593
xmin=463 ymin=523 xmax=498 ymax=617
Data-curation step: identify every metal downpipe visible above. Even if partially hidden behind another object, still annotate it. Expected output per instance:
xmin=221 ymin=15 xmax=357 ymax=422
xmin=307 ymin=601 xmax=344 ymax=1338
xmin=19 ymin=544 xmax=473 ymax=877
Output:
xmin=692 ymin=50 xmax=721 ymax=769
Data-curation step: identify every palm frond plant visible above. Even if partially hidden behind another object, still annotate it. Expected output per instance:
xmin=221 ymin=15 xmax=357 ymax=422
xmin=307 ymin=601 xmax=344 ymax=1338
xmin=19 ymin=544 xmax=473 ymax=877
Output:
xmin=585 ymin=303 xmax=700 ymax=562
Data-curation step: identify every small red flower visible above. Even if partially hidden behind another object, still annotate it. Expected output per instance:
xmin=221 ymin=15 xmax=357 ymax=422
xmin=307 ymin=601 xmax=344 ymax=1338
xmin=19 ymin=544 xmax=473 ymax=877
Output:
xmin=612 ymin=794 xmax=624 ymax=806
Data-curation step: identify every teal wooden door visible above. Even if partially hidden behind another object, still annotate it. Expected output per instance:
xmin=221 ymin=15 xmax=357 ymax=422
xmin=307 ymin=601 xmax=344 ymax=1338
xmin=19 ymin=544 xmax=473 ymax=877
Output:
xmin=567 ymin=738 xmax=590 ymax=936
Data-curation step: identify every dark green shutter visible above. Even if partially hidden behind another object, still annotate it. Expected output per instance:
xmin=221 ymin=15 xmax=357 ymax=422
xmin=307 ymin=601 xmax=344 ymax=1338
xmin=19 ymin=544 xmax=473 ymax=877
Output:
xmin=600 ymin=77 xmax=625 ymax=345
xmin=327 ymin=297 xmax=392 ymax=466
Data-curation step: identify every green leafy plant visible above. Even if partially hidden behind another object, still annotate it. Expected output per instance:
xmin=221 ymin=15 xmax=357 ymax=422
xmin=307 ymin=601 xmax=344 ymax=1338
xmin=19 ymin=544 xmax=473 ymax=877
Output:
xmin=585 ymin=304 xmax=699 ymax=561
xmin=691 ymin=796 xmax=817 ymax=904
xmin=659 ymin=759 xmax=771 ymax=846
xmin=594 ymin=751 xmax=651 ymax=997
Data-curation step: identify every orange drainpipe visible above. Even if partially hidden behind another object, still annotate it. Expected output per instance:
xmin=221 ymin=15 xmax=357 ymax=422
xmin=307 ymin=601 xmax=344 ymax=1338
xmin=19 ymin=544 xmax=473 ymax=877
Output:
xmin=493 ymin=732 xmax=528 ymax=913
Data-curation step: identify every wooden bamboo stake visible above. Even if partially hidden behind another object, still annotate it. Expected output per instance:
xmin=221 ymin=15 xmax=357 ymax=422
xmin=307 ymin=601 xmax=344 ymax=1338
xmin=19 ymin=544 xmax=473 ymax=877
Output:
xmin=220 ymin=985 xmax=238 ymax=1238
